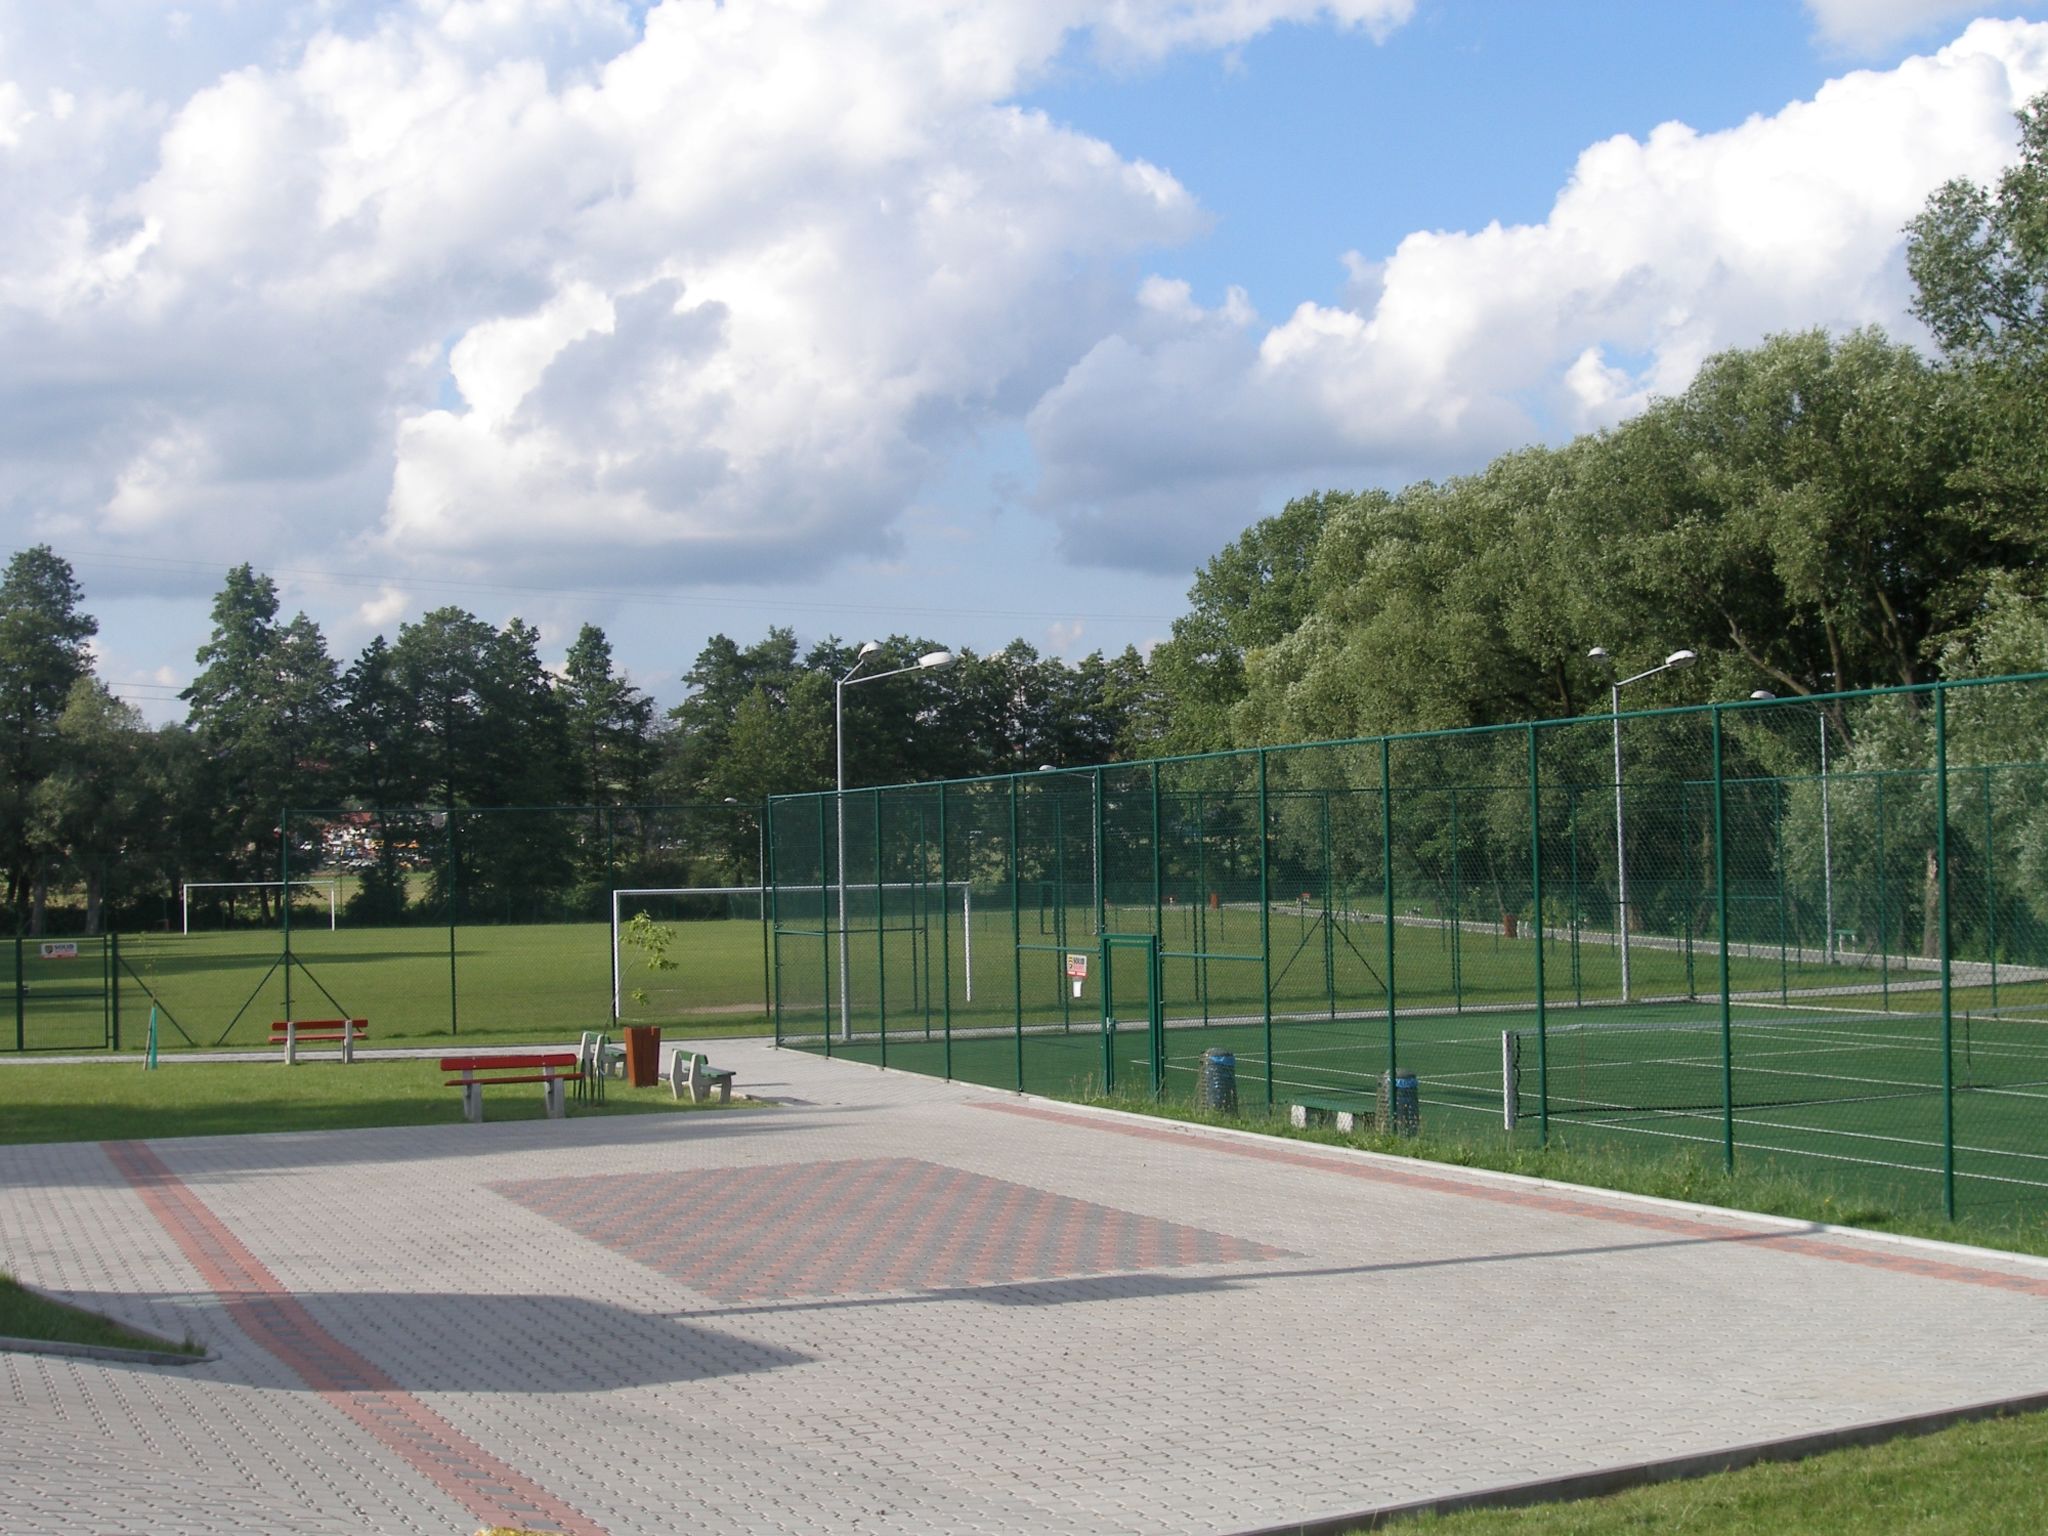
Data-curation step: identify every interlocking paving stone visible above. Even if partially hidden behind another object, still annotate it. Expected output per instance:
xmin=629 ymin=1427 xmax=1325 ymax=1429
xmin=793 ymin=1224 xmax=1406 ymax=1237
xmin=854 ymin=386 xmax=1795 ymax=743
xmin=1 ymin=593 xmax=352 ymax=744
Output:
xmin=4 ymin=1038 xmax=2048 ymax=1534
xmin=495 ymin=1157 xmax=1293 ymax=1301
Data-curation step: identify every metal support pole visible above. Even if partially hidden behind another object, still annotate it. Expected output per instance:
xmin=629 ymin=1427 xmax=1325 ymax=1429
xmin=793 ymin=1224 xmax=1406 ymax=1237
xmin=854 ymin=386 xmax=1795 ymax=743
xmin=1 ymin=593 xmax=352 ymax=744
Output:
xmin=1611 ymin=681 xmax=1631 ymax=1001
xmin=939 ymin=787 xmax=953 ymax=1080
xmin=1380 ymin=739 xmax=1396 ymax=1078
xmin=281 ymin=807 xmax=293 ymax=1032
xmin=836 ymin=676 xmax=850 ymax=1043
xmin=1713 ymin=709 xmax=1734 ymax=1172
xmin=1258 ymin=752 xmax=1274 ymax=1111
xmin=1937 ymin=689 xmax=1955 ymax=1218
xmin=1528 ymin=725 xmax=1548 ymax=1144
xmin=1820 ymin=712 xmax=1835 ymax=966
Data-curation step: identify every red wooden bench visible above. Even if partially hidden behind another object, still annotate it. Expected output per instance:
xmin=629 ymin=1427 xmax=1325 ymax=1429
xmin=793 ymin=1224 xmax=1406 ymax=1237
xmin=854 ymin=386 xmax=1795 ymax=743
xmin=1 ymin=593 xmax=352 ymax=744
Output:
xmin=441 ymin=1052 xmax=582 ymax=1123
xmin=270 ymin=1018 xmax=368 ymax=1063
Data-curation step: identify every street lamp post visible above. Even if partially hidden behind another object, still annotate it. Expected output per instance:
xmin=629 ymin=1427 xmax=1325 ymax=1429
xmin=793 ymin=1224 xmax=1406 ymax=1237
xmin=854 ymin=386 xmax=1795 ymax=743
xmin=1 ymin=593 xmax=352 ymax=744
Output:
xmin=1588 ymin=645 xmax=1698 ymax=1002
xmin=836 ymin=643 xmax=955 ymax=1041
xmin=1750 ymin=691 xmax=1835 ymax=966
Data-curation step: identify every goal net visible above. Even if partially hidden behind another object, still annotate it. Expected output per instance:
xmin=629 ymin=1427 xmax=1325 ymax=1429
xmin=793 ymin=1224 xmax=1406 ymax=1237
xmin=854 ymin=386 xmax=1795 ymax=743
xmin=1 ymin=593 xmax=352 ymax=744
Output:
xmin=611 ymin=882 xmax=973 ymax=1024
xmin=182 ymin=880 xmax=339 ymax=935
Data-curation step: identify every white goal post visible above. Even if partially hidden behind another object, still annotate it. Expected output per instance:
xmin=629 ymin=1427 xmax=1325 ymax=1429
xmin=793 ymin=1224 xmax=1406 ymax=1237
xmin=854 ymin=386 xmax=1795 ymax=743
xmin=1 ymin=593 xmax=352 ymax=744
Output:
xmin=610 ymin=882 xmax=974 ymax=1021
xmin=181 ymin=880 xmax=340 ymax=935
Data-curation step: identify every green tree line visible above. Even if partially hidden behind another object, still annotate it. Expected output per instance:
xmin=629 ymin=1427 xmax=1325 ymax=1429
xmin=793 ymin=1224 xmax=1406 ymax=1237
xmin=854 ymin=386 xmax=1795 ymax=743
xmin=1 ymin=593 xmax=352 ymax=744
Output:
xmin=4 ymin=98 xmax=2044 ymax=937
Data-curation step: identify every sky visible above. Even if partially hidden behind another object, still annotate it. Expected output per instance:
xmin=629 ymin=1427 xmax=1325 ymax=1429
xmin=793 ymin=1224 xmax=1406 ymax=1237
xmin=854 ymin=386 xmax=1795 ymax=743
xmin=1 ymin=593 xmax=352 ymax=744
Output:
xmin=3 ymin=0 xmax=2046 ymax=724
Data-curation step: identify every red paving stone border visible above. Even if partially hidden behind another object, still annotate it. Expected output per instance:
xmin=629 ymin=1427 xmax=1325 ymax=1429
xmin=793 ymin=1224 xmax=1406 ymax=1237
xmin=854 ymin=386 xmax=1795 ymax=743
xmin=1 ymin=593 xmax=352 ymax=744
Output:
xmin=103 ymin=1139 xmax=608 ymax=1536
xmin=979 ymin=1101 xmax=2048 ymax=1298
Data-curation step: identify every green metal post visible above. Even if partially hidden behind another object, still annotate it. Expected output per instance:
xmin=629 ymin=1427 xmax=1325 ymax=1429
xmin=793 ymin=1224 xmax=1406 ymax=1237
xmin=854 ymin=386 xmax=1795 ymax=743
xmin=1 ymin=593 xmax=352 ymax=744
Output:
xmin=768 ymin=801 xmax=784 ymax=1044
xmin=1714 ymin=709 xmax=1734 ymax=1172
xmin=1683 ymin=786 xmax=1696 ymax=999
xmin=1984 ymin=765 xmax=1998 ymax=1011
xmin=1876 ymin=776 xmax=1889 ymax=1009
xmin=1094 ymin=767 xmax=1108 ymax=942
xmin=446 ymin=809 xmax=459 ymax=1036
xmin=1528 ymin=725 xmax=1547 ymax=1144
xmin=1380 ymin=739 xmax=1395 ymax=1079
xmin=818 ymin=795 xmax=832 ymax=1055
xmin=109 ymin=931 xmax=121 ymax=1051
xmin=873 ymin=791 xmax=886 ymax=1065
xmin=1258 ymin=752 xmax=1274 ymax=1110
xmin=1197 ymin=790 xmax=1209 ymax=1025
xmin=939 ymin=787 xmax=953 ymax=1080
xmin=1011 ymin=777 xmax=1024 ymax=1092
xmin=281 ymin=807 xmax=293 ymax=1030
xmin=1055 ymin=796 xmax=1069 ymax=1032
xmin=1321 ymin=789 xmax=1336 ymax=1015
xmin=1449 ymin=786 xmax=1463 ymax=1010
xmin=1937 ymin=689 xmax=1955 ymax=1218
xmin=15 ymin=933 xmax=24 ymax=1051
xmin=756 ymin=803 xmax=772 ymax=1028
xmin=1569 ymin=802 xmax=1582 ymax=1005
xmin=1776 ymin=777 xmax=1789 ymax=1001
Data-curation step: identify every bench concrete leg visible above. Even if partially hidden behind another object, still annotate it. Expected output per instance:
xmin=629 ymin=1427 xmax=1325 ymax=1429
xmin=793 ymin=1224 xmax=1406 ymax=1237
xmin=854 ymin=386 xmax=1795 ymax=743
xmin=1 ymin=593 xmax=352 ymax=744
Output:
xmin=713 ymin=1078 xmax=731 ymax=1104
xmin=285 ymin=1021 xmax=298 ymax=1067
xmin=1288 ymin=1104 xmax=1308 ymax=1128
xmin=462 ymin=1082 xmax=483 ymax=1123
xmin=544 ymin=1078 xmax=565 ymax=1119
xmin=1336 ymin=1109 xmax=1362 ymax=1134
xmin=341 ymin=1030 xmax=354 ymax=1065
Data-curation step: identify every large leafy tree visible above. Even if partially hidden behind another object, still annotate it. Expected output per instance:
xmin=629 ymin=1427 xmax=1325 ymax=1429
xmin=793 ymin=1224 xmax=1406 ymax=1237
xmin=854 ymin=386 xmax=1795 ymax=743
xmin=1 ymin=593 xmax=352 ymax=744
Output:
xmin=0 ymin=547 xmax=99 ymax=930
xmin=182 ymin=567 xmax=342 ymax=911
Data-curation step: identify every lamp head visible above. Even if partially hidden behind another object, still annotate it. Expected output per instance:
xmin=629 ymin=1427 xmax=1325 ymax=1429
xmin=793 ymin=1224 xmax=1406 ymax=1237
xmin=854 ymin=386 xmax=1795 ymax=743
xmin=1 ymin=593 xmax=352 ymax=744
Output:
xmin=856 ymin=640 xmax=882 ymax=659
xmin=917 ymin=649 xmax=954 ymax=670
xmin=1665 ymin=648 xmax=1698 ymax=671
xmin=1038 ymin=764 xmax=1057 ymax=772
xmin=1587 ymin=646 xmax=1611 ymax=664
xmin=1749 ymin=690 xmax=1775 ymax=701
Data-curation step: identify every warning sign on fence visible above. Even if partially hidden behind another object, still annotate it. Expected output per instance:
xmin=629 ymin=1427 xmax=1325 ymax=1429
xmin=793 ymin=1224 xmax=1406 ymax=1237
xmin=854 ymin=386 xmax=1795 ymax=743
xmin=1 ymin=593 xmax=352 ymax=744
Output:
xmin=1065 ymin=953 xmax=1089 ymax=980
xmin=39 ymin=942 xmax=78 ymax=960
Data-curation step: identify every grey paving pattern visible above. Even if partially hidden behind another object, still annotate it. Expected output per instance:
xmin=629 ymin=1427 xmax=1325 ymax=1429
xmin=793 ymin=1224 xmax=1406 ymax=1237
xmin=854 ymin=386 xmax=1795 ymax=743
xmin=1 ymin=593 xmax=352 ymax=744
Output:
xmin=4 ymin=1039 xmax=2048 ymax=1535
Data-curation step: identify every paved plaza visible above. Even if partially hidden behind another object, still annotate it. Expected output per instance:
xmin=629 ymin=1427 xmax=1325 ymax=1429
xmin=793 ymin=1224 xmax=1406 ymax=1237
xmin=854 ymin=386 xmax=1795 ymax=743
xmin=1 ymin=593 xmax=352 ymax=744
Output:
xmin=6 ymin=1039 xmax=2048 ymax=1535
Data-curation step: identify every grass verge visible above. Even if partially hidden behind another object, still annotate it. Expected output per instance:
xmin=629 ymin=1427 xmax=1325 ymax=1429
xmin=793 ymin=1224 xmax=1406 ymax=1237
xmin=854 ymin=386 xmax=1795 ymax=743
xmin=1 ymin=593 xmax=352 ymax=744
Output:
xmin=1398 ymin=1405 xmax=2048 ymax=1534
xmin=0 ymin=1272 xmax=201 ymax=1356
xmin=0 ymin=1057 xmax=747 ymax=1145
xmin=1078 ymin=1091 xmax=2048 ymax=1260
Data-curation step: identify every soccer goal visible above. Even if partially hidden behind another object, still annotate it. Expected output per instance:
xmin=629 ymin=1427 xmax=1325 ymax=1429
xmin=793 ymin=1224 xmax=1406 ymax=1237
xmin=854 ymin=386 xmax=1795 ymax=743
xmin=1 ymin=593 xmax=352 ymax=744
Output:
xmin=610 ymin=881 xmax=973 ymax=1023
xmin=181 ymin=880 xmax=339 ymax=935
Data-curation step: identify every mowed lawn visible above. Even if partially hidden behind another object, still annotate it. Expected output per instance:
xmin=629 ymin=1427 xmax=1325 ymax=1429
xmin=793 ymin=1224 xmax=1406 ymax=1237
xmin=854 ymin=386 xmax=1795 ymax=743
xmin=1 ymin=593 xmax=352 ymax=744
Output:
xmin=14 ymin=919 xmax=777 ymax=1053
xmin=0 ymin=1056 xmax=740 ymax=1144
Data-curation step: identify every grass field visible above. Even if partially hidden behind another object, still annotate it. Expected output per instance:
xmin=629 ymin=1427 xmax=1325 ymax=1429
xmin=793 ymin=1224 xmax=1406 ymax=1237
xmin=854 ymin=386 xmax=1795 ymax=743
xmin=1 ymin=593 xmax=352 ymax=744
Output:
xmin=7 ymin=919 xmax=776 ymax=1053
xmin=0 ymin=1056 xmax=740 ymax=1144
xmin=1404 ymin=1406 xmax=2048 ymax=1535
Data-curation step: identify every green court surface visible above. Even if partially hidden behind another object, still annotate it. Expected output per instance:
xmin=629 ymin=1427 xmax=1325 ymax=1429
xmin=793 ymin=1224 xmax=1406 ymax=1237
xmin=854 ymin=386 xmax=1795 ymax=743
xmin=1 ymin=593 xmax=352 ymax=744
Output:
xmin=798 ymin=970 xmax=2048 ymax=1218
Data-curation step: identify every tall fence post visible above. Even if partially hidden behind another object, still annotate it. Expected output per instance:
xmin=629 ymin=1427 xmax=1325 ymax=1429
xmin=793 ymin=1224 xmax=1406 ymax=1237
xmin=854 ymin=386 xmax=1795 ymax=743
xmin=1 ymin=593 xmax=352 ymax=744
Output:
xmin=1010 ymin=775 xmax=1024 ymax=1092
xmin=446 ymin=808 xmax=459 ymax=1036
xmin=1714 ymin=707 xmax=1734 ymax=1172
xmin=938 ymin=787 xmax=952 ymax=1080
xmin=1937 ymin=687 xmax=1956 ymax=1218
xmin=1380 ymin=739 xmax=1395 ymax=1081
xmin=1257 ymin=750 xmax=1274 ymax=1111
xmin=281 ymin=805 xmax=293 ymax=1030
xmin=1528 ymin=725 xmax=1547 ymax=1145
xmin=14 ymin=932 xmax=23 ymax=1052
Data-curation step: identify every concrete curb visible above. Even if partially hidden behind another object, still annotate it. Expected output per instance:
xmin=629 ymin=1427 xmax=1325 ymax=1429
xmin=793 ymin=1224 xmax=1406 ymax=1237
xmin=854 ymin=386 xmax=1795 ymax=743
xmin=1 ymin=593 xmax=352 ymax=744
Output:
xmin=0 ymin=1333 xmax=213 ymax=1367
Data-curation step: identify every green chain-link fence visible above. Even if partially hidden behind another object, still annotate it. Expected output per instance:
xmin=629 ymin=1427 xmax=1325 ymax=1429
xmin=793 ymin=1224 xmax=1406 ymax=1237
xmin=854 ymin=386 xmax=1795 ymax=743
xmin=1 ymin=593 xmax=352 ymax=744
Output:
xmin=6 ymin=802 xmax=763 ymax=1051
xmin=770 ymin=673 xmax=2048 ymax=1220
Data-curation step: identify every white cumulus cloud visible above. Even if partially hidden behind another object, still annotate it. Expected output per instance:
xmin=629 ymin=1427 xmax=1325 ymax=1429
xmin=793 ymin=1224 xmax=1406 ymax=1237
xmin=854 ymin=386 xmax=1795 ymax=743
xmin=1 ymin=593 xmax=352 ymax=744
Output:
xmin=0 ymin=0 xmax=1408 ymax=591
xmin=1030 ymin=18 xmax=2048 ymax=571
